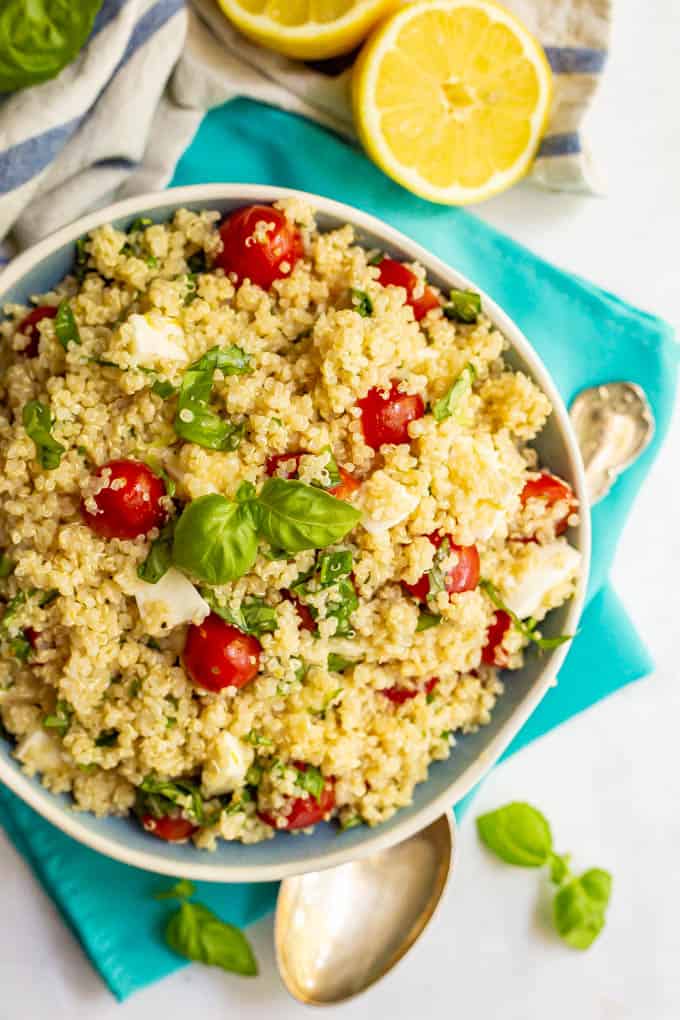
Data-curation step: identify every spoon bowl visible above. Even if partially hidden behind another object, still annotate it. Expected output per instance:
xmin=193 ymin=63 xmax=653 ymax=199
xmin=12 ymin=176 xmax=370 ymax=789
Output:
xmin=275 ymin=811 xmax=455 ymax=1005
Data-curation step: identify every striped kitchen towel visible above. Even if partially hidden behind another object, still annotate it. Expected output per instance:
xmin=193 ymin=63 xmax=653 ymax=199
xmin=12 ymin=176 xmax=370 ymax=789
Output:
xmin=0 ymin=0 xmax=611 ymax=255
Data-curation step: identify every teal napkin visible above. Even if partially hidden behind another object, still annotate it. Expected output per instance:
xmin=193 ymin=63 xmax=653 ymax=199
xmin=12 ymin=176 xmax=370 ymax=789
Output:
xmin=0 ymin=99 xmax=676 ymax=1001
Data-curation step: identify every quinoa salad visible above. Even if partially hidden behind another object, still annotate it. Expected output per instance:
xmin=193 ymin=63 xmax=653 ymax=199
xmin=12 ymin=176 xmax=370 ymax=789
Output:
xmin=0 ymin=200 xmax=581 ymax=848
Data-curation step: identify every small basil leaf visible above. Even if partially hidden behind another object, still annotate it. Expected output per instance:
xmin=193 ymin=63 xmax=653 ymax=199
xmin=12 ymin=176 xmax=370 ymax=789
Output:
xmin=325 ymin=577 xmax=358 ymax=637
xmin=173 ymin=495 xmax=258 ymax=585
xmin=432 ymin=363 xmax=476 ymax=422
xmin=0 ymin=0 xmax=103 ymax=92
xmin=320 ymin=446 xmax=341 ymax=488
xmin=327 ymin=654 xmax=355 ymax=673
xmin=22 ymin=400 xmax=65 ymax=470
xmin=553 ymin=869 xmax=612 ymax=950
xmin=139 ymin=775 xmax=205 ymax=824
xmin=138 ymin=520 xmax=175 ymax=584
xmin=10 ymin=632 xmax=32 ymax=661
xmin=416 ymin=610 xmax=442 ymax=632
xmin=54 ymin=299 xmax=81 ymax=348
xmin=174 ymin=346 xmax=250 ymax=451
xmin=0 ymin=554 xmax=15 ymax=579
xmin=94 ymin=728 xmax=118 ymax=747
xmin=253 ymin=479 xmax=361 ymax=554
xmin=480 ymin=579 xmax=573 ymax=652
xmin=367 ymin=252 xmax=384 ymax=266
xmin=318 ymin=550 xmax=353 ymax=586
xmin=165 ymin=901 xmax=257 ymax=976
xmin=351 ymin=289 xmax=373 ymax=317
xmin=476 ymin=802 xmax=553 ymax=868
xmin=154 ymin=878 xmax=196 ymax=901
xmin=294 ymin=764 xmax=325 ymax=804
xmin=43 ymin=700 xmax=73 ymax=736
xmin=443 ymin=289 xmax=481 ymax=324
xmin=152 ymin=379 xmax=176 ymax=399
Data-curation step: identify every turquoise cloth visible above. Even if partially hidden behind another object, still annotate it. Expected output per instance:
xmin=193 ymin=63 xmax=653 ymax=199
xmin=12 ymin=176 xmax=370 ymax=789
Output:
xmin=0 ymin=99 xmax=677 ymax=1001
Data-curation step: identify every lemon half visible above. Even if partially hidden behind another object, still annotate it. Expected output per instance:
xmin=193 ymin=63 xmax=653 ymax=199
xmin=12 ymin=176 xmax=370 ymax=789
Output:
xmin=353 ymin=0 xmax=553 ymax=204
xmin=217 ymin=0 xmax=400 ymax=61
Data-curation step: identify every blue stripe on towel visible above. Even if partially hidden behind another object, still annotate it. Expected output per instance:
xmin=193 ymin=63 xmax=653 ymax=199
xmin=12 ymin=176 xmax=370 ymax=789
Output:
xmin=544 ymin=46 xmax=607 ymax=74
xmin=538 ymin=132 xmax=582 ymax=158
xmin=0 ymin=0 xmax=183 ymax=195
xmin=92 ymin=0 xmax=133 ymax=38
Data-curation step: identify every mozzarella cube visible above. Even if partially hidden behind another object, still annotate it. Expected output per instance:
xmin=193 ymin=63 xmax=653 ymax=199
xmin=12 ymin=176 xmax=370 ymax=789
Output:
xmin=500 ymin=541 xmax=581 ymax=621
xmin=202 ymin=731 xmax=254 ymax=798
xmin=129 ymin=567 xmax=210 ymax=631
xmin=359 ymin=471 xmax=420 ymax=535
xmin=122 ymin=312 xmax=187 ymax=366
xmin=15 ymin=730 xmax=64 ymax=772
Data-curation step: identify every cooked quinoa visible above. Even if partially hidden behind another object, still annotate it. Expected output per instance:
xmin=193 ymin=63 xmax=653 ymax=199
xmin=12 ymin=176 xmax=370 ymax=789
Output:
xmin=0 ymin=200 xmax=581 ymax=848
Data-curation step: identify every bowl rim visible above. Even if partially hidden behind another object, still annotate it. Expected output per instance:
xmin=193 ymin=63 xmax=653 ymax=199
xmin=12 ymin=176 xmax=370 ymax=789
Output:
xmin=0 ymin=183 xmax=591 ymax=882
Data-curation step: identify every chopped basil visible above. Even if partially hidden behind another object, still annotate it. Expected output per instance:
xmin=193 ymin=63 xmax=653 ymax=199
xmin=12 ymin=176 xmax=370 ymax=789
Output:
xmin=0 ymin=554 xmax=14 ymax=579
xmin=73 ymin=237 xmax=89 ymax=283
xmin=416 ymin=610 xmax=442 ymax=632
xmin=138 ymin=520 xmax=176 ymax=584
xmin=54 ymin=299 xmax=81 ymax=348
xmin=0 ymin=590 xmax=26 ymax=631
xmin=174 ymin=346 xmax=251 ymax=451
xmin=351 ymin=288 xmax=373 ymax=317
xmin=443 ymin=289 xmax=482 ymax=324
xmin=425 ymin=538 xmax=451 ymax=601
xmin=318 ymin=549 xmax=353 ymax=586
xmin=129 ymin=677 xmax=143 ymax=698
xmin=367 ymin=251 xmax=385 ymax=266
xmin=10 ymin=633 xmax=32 ymax=661
xmin=94 ymin=728 xmax=118 ymax=748
xmin=312 ymin=686 xmax=343 ymax=719
xmin=294 ymin=764 xmax=325 ymax=803
xmin=164 ymin=901 xmax=257 ymax=976
xmin=480 ymin=579 xmax=573 ymax=651
xmin=327 ymin=654 xmax=355 ymax=673
xmin=432 ymin=363 xmax=476 ymax=422
xmin=245 ymin=763 xmax=263 ymax=787
xmin=43 ymin=700 xmax=73 ymax=735
xmin=325 ymin=577 xmax=358 ymax=637
xmin=120 ymin=219 xmax=155 ymax=262
xmin=22 ymin=400 xmax=65 ymax=470
xmin=145 ymin=255 xmax=158 ymax=269
xmin=152 ymin=378 xmax=176 ymax=399
xmin=201 ymin=590 xmax=278 ymax=636
xmin=244 ymin=731 xmax=273 ymax=748
xmin=320 ymin=446 xmax=341 ymax=489
xmin=154 ymin=879 xmax=195 ymax=901
xmin=293 ymin=661 xmax=308 ymax=684
xmin=129 ymin=217 xmax=152 ymax=232
xmin=339 ymin=814 xmax=363 ymax=831
xmin=138 ymin=774 xmax=207 ymax=824
xmin=186 ymin=250 xmax=207 ymax=274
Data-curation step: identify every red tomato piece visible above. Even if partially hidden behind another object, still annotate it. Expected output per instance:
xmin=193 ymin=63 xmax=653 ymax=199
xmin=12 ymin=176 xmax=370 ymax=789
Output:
xmin=258 ymin=765 xmax=335 ymax=830
xmin=140 ymin=814 xmax=198 ymax=843
xmin=382 ymin=677 xmax=439 ymax=705
xmin=481 ymin=611 xmax=512 ymax=667
xmin=16 ymin=306 xmax=57 ymax=358
xmin=402 ymin=534 xmax=480 ymax=601
xmin=216 ymin=204 xmax=303 ymax=289
xmin=329 ymin=466 xmax=361 ymax=501
xmin=376 ymin=258 xmax=440 ymax=321
xmin=520 ymin=472 xmax=578 ymax=536
xmin=183 ymin=614 xmax=262 ymax=692
xmin=265 ymin=450 xmax=309 ymax=478
xmin=81 ymin=460 xmax=167 ymax=540
xmin=283 ymin=591 xmax=317 ymax=633
xmin=24 ymin=627 xmax=39 ymax=650
xmin=358 ymin=381 xmax=425 ymax=449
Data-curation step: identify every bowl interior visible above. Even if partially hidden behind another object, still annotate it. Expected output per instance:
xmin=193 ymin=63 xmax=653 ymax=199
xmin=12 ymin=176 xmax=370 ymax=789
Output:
xmin=0 ymin=186 xmax=589 ymax=881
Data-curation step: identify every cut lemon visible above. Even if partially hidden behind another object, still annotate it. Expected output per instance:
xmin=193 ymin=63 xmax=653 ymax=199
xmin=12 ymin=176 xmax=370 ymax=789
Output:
xmin=217 ymin=0 xmax=400 ymax=61
xmin=352 ymin=0 xmax=553 ymax=204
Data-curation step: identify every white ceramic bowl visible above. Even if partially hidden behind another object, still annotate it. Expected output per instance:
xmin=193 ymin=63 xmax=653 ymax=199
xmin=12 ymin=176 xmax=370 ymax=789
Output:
xmin=0 ymin=185 xmax=590 ymax=881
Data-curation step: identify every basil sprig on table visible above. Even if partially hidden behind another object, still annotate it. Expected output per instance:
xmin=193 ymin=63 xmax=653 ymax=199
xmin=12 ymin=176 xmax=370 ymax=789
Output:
xmin=477 ymin=802 xmax=612 ymax=950
xmin=174 ymin=345 xmax=251 ymax=451
xmin=22 ymin=400 xmax=65 ymax=470
xmin=432 ymin=363 xmax=476 ymax=422
xmin=480 ymin=579 xmax=573 ymax=651
xmin=0 ymin=0 xmax=103 ymax=92
xmin=164 ymin=898 xmax=258 ymax=977
xmin=172 ymin=481 xmax=361 ymax=585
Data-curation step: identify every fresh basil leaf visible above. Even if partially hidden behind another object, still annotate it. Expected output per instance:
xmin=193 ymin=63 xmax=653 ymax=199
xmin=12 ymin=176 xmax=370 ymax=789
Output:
xmin=0 ymin=0 xmax=103 ymax=92
xmin=549 ymin=851 xmax=572 ymax=885
xmin=325 ymin=577 xmax=359 ymax=637
xmin=295 ymin=764 xmax=325 ymax=804
xmin=94 ymin=728 xmax=118 ymax=748
xmin=416 ymin=610 xmax=442 ymax=632
xmin=0 ymin=554 xmax=14 ymax=579
xmin=10 ymin=632 xmax=32 ymax=661
xmin=351 ymin=288 xmax=373 ymax=317
xmin=165 ymin=901 xmax=257 ymax=976
xmin=154 ymin=879 xmax=196 ymax=901
xmin=22 ymin=400 xmax=65 ymax=470
xmin=443 ymin=289 xmax=481 ymax=324
xmin=138 ymin=520 xmax=175 ymax=584
xmin=187 ymin=251 xmax=207 ymax=274
xmin=174 ymin=346 xmax=251 ymax=451
xmin=318 ymin=550 xmax=353 ymax=586
xmin=327 ymin=654 xmax=355 ymax=673
xmin=152 ymin=379 xmax=176 ymax=399
xmin=477 ymin=802 xmax=553 ymax=868
xmin=43 ymin=700 xmax=73 ymax=736
xmin=553 ymin=869 xmax=612 ymax=950
xmin=432 ymin=363 xmax=476 ymax=422
xmin=173 ymin=495 xmax=258 ymax=585
xmin=254 ymin=479 xmax=361 ymax=554
xmin=480 ymin=579 xmax=573 ymax=652
xmin=54 ymin=299 xmax=81 ymax=348
xmin=236 ymin=480 xmax=257 ymax=503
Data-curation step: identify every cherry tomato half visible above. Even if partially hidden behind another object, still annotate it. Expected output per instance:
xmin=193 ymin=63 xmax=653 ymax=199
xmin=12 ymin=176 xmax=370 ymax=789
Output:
xmin=216 ymin=204 xmax=303 ymax=289
xmin=81 ymin=460 xmax=167 ymax=540
xmin=329 ymin=466 xmax=361 ymax=501
xmin=184 ymin=614 xmax=262 ymax=692
xmin=382 ymin=677 xmax=438 ymax=705
xmin=283 ymin=590 xmax=317 ymax=633
xmin=358 ymin=381 xmax=425 ymax=449
xmin=141 ymin=814 xmax=198 ymax=843
xmin=402 ymin=534 xmax=480 ymax=601
xmin=481 ymin=610 xmax=512 ymax=667
xmin=520 ymin=472 xmax=578 ymax=537
xmin=258 ymin=764 xmax=335 ymax=830
xmin=16 ymin=306 xmax=57 ymax=358
xmin=376 ymin=258 xmax=440 ymax=321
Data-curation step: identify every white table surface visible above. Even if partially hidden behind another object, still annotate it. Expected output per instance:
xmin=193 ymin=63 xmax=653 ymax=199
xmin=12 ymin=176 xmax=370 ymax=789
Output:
xmin=2 ymin=2 xmax=678 ymax=1018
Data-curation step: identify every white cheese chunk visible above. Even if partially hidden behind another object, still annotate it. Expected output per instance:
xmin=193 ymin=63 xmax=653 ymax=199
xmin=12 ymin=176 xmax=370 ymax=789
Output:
xmin=202 ymin=732 xmax=254 ymax=798
xmin=129 ymin=567 xmax=210 ymax=631
xmin=359 ymin=471 xmax=420 ymax=535
xmin=15 ymin=730 xmax=64 ymax=772
xmin=123 ymin=312 xmax=187 ymax=365
xmin=500 ymin=541 xmax=581 ymax=621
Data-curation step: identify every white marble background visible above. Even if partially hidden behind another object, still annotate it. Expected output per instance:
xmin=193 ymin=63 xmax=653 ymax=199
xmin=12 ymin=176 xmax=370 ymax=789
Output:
xmin=1 ymin=1 xmax=678 ymax=1017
